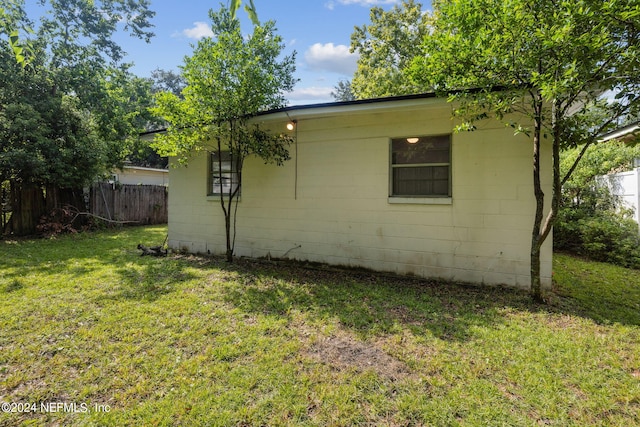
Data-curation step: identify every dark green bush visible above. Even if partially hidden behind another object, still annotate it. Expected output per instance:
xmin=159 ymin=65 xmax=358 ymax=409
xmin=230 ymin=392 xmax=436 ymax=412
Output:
xmin=556 ymin=141 xmax=640 ymax=269
xmin=555 ymin=194 xmax=640 ymax=269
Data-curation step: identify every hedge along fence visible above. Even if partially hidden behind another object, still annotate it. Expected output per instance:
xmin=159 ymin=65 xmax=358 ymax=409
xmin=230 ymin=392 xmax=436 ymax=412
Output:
xmin=91 ymin=182 xmax=168 ymax=225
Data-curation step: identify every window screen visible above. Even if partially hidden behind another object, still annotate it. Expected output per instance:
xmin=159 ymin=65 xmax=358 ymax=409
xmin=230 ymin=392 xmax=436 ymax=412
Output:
xmin=391 ymin=135 xmax=451 ymax=197
xmin=209 ymin=151 xmax=240 ymax=196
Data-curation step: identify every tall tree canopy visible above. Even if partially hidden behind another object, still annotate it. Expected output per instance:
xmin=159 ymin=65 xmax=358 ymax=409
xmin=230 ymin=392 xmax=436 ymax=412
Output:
xmin=0 ymin=48 xmax=104 ymax=189
xmin=0 ymin=0 xmax=155 ymax=234
xmin=152 ymin=6 xmax=296 ymax=261
xmin=350 ymin=0 xmax=429 ymax=99
xmin=409 ymin=0 xmax=640 ymax=300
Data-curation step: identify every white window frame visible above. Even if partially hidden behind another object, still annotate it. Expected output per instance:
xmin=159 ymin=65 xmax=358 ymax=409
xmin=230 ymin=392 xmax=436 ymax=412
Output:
xmin=209 ymin=151 xmax=240 ymax=197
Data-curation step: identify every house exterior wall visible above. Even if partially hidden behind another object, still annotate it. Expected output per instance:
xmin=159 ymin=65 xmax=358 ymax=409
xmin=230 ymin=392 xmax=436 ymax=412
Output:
xmin=602 ymin=168 xmax=640 ymax=227
xmin=115 ymin=167 xmax=169 ymax=186
xmin=167 ymin=98 xmax=553 ymax=289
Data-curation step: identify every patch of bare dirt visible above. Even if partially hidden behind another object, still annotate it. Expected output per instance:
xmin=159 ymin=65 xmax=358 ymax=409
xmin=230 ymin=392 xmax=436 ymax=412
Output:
xmin=305 ymin=331 xmax=411 ymax=381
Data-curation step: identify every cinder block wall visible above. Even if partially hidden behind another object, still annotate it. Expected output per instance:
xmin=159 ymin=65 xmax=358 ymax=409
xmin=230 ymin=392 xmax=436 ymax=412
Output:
xmin=168 ymin=98 xmax=553 ymax=289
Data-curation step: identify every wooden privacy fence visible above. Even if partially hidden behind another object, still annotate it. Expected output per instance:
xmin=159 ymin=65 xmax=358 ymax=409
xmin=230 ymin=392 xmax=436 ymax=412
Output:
xmin=91 ymin=183 xmax=168 ymax=225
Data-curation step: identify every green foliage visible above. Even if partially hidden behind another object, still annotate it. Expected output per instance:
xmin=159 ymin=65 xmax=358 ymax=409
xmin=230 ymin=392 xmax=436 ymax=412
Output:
xmin=0 ymin=49 xmax=105 ymax=187
xmin=1 ymin=227 xmax=639 ymax=425
xmin=0 ymin=0 xmax=32 ymax=66
xmin=152 ymin=6 xmax=296 ymax=260
xmin=555 ymin=141 xmax=640 ymax=268
xmin=0 ymin=0 xmax=156 ymax=185
xmin=150 ymin=68 xmax=186 ymax=98
xmin=0 ymin=0 xmax=156 ymax=235
xmin=350 ymin=0 xmax=428 ymax=99
xmin=555 ymin=206 xmax=640 ymax=268
xmin=229 ymin=0 xmax=258 ymax=25
xmin=152 ymin=6 xmax=295 ymax=162
xmin=331 ymin=79 xmax=355 ymax=102
xmin=561 ymin=141 xmax=640 ymax=196
xmin=410 ymin=0 xmax=640 ymax=139
xmin=408 ymin=0 xmax=640 ymax=298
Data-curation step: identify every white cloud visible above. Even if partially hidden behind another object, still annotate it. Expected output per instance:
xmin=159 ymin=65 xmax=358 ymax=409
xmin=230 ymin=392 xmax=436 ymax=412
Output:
xmin=176 ymin=22 xmax=213 ymax=40
xmin=304 ymin=43 xmax=359 ymax=76
xmin=326 ymin=0 xmax=398 ymax=8
xmin=286 ymin=86 xmax=335 ymax=104
xmin=288 ymin=86 xmax=334 ymax=99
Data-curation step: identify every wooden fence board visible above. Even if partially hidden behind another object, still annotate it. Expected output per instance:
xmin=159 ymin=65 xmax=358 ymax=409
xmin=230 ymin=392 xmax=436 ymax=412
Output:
xmin=90 ymin=183 xmax=167 ymax=224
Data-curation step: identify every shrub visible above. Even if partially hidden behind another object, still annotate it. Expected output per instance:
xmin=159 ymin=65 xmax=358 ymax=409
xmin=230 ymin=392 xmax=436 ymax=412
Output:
xmin=555 ymin=141 xmax=640 ymax=269
xmin=556 ymin=207 xmax=640 ymax=269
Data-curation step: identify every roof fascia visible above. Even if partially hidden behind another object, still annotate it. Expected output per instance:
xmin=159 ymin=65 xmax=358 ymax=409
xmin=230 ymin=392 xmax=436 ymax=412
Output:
xmin=598 ymin=121 xmax=640 ymax=142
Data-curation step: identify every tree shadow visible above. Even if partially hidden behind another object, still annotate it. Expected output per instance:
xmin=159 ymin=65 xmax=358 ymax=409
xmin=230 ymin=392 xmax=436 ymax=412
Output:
xmin=217 ymin=257 xmax=640 ymax=343
xmin=217 ymin=260 xmax=549 ymax=342
xmin=109 ymin=260 xmax=199 ymax=301
xmin=2 ymin=228 xmax=637 ymax=336
xmin=0 ymin=227 xmax=196 ymax=302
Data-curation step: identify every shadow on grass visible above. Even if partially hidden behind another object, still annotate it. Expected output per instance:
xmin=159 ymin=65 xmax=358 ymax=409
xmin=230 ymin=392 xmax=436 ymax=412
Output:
xmin=3 ymin=227 xmax=638 ymax=333
xmin=0 ymin=226 xmax=197 ymax=302
xmin=216 ymin=255 xmax=640 ymax=342
xmin=110 ymin=260 xmax=199 ymax=301
xmin=551 ymin=253 xmax=640 ymax=326
xmin=215 ymin=260 xmax=546 ymax=342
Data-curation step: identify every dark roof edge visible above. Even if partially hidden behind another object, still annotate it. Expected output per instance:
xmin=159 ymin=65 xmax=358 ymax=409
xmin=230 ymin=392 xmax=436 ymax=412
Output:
xmin=140 ymin=86 xmax=519 ymax=136
xmin=256 ymin=92 xmax=438 ymax=116
xmin=257 ymin=85 xmax=519 ymax=117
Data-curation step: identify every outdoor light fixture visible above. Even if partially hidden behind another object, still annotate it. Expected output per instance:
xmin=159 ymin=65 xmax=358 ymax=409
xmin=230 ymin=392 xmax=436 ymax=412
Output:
xmin=407 ymin=137 xmax=419 ymax=144
xmin=286 ymin=120 xmax=297 ymax=131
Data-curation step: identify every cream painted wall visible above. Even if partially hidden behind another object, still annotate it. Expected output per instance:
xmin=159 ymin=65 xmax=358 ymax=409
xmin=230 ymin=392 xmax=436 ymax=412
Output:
xmin=167 ymin=97 xmax=553 ymax=289
xmin=115 ymin=166 xmax=169 ymax=186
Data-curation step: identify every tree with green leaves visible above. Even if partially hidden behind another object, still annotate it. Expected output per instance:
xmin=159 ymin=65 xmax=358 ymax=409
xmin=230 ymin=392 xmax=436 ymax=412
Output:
xmin=229 ymin=0 xmax=258 ymax=25
xmin=331 ymin=79 xmax=355 ymax=102
xmin=0 ymin=47 xmax=106 ymax=234
xmin=0 ymin=0 xmax=32 ymax=65
xmin=556 ymin=141 xmax=640 ymax=268
xmin=350 ymin=0 xmax=429 ymax=99
xmin=150 ymin=68 xmax=186 ymax=98
xmin=152 ymin=6 xmax=296 ymax=262
xmin=0 ymin=0 xmax=155 ymax=235
xmin=409 ymin=0 xmax=640 ymax=300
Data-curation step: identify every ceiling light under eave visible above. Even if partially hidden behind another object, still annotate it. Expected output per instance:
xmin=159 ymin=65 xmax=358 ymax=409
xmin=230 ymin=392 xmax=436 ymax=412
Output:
xmin=407 ymin=137 xmax=419 ymax=144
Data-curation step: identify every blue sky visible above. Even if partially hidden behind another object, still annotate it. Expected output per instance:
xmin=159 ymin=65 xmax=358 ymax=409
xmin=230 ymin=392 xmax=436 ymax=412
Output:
xmin=129 ymin=0 xmax=409 ymax=105
xmin=26 ymin=0 xmax=430 ymax=105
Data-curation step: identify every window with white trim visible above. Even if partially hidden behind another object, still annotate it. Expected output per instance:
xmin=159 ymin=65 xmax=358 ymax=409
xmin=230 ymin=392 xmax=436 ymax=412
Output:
xmin=390 ymin=135 xmax=451 ymax=197
xmin=209 ymin=151 xmax=240 ymax=196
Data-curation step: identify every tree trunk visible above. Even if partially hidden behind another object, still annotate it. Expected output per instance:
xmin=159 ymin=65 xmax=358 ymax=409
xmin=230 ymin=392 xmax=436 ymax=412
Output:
xmin=7 ymin=181 xmax=46 ymax=236
xmin=225 ymin=212 xmax=233 ymax=263
xmin=530 ymin=97 xmax=545 ymax=302
xmin=530 ymin=241 xmax=543 ymax=302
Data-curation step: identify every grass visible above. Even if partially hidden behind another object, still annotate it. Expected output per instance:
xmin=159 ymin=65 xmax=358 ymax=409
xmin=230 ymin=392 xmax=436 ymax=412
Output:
xmin=0 ymin=226 xmax=638 ymax=426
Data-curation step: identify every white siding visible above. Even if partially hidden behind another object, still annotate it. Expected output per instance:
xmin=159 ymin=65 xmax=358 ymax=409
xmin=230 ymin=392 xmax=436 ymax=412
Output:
xmin=115 ymin=167 xmax=169 ymax=186
xmin=602 ymin=168 xmax=640 ymax=227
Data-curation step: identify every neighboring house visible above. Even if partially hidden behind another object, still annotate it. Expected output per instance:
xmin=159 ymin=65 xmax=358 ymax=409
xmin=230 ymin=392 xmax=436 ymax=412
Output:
xmin=111 ymin=165 xmax=169 ymax=186
xmin=166 ymin=93 xmax=553 ymax=289
xmin=600 ymin=165 xmax=640 ymax=226
xmin=598 ymin=122 xmax=640 ymax=228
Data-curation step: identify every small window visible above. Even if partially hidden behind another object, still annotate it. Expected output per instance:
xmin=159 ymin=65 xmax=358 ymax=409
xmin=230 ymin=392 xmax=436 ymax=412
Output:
xmin=209 ymin=151 xmax=240 ymax=196
xmin=390 ymin=135 xmax=451 ymax=197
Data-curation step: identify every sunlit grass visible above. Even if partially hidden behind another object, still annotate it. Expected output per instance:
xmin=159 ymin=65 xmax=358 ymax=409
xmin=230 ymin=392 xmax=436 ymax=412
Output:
xmin=0 ymin=227 xmax=638 ymax=426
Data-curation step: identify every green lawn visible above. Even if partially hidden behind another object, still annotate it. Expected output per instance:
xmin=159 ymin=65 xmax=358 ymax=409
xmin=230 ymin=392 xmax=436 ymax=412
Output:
xmin=0 ymin=226 xmax=638 ymax=426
